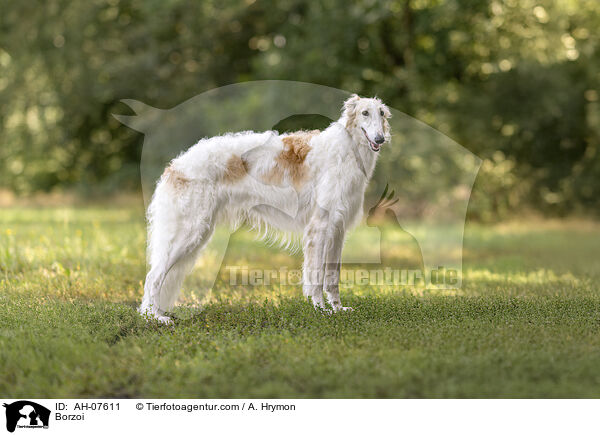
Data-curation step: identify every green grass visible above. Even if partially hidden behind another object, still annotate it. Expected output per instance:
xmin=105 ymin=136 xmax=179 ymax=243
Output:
xmin=1 ymin=206 xmax=600 ymax=398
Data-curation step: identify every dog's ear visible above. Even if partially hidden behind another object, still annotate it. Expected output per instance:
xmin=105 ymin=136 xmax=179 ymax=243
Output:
xmin=343 ymin=94 xmax=360 ymax=115
xmin=381 ymin=103 xmax=392 ymax=141
xmin=343 ymin=94 xmax=360 ymax=129
xmin=380 ymin=103 xmax=391 ymax=119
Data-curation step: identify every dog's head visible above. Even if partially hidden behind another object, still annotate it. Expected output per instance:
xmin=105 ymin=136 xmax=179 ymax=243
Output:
xmin=342 ymin=94 xmax=391 ymax=152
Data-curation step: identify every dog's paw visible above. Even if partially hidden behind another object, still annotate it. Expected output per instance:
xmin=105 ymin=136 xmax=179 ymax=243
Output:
xmin=328 ymin=305 xmax=354 ymax=314
xmin=139 ymin=305 xmax=174 ymax=325
xmin=156 ymin=315 xmax=174 ymax=325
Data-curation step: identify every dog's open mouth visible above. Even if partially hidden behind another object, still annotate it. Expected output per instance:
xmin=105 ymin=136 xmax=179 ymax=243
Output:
xmin=361 ymin=128 xmax=380 ymax=152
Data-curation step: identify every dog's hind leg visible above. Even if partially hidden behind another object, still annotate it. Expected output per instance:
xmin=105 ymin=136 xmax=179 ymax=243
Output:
xmin=140 ymin=184 xmax=217 ymax=324
xmin=140 ymin=222 xmax=215 ymax=324
xmin=142 ymin=252 xmax=195 ymax=323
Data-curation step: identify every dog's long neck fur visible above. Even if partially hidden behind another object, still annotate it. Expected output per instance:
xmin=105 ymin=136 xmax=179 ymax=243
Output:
xmin=338 ymin=114 xmax=379 ymax=181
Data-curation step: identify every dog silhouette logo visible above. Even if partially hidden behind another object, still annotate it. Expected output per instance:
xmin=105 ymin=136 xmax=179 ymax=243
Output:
xmin=3 ymin=401 xmax=50 ymax=432
xmin=115 ymin=80 xmax=481 ymax=306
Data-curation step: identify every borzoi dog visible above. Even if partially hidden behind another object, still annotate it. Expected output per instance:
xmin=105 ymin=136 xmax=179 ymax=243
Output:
xmin=140 ymin=94 xmax=391 ymax=323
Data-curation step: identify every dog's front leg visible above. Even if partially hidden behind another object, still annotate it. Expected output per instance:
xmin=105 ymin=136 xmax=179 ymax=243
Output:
xmin=302 ymin=208 xmax=329 ymax=308
xmin=323 ymin=219 xmax=349 ymax=312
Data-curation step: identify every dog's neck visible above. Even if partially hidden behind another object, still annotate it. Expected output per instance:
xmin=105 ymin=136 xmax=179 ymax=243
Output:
xmin=338 ymin=117 xmax=379 ymax=181
xmin=355 ymin=135 xmax=378 ymax=180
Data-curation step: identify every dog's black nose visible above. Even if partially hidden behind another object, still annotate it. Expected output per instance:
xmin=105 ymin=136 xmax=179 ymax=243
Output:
xmin=374 ymin=134 xmax=385 ymax=144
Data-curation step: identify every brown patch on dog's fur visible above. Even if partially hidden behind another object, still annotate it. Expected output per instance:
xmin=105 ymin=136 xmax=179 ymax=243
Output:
xmin=262 ymin=165 xmax=284 ymax=186
xmin=223 ymin=155 xmax=248 ymax=182
xmin=263 ymin=130 xmax=318 ymax=188
xmin=163 ymin=165 xmax=189 ymax=189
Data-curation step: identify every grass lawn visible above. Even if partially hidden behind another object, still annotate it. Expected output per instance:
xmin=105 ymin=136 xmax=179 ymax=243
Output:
xmin=1 ymin=205 xmax=599 ymax=398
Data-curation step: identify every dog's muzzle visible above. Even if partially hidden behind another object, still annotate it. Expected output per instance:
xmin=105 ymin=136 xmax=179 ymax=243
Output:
xmin=361 ymin=128 xmax=382 ymax=152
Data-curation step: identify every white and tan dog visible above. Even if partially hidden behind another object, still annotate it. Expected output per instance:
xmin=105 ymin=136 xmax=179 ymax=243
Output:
xmin=140 ymin=94 xmax=391 ymax=323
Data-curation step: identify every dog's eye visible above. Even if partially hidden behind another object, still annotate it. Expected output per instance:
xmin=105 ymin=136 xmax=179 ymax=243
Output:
xmin=380 ymin=110 xmax=385 ymax=116
xmin=362 ymin=111 xmax=369 ymax=116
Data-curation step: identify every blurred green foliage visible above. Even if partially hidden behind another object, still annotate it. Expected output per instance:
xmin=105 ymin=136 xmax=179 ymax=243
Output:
xmin=1 ymin=0 xmax=599 ymax=219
